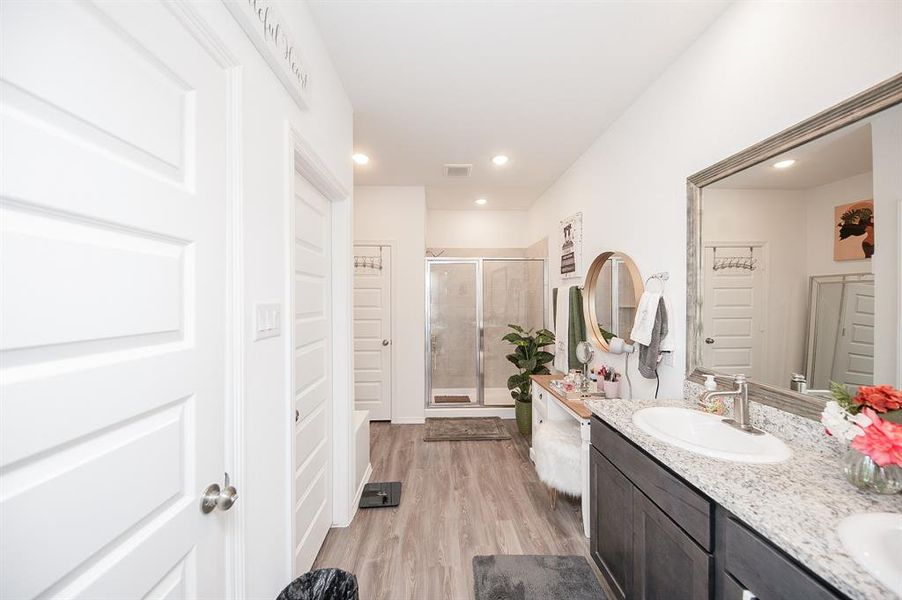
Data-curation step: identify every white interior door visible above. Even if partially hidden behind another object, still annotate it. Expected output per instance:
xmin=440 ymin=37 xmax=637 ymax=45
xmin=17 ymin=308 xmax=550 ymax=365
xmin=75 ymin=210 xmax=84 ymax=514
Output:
xmin=702 ymin=246 xmax=765 ymax=380
xmin=353 ymin=245 xmax=392 ymax=421
xmin=0 ymin=2 xmax=229 ymax=598
xmin=291 ymin=174 xmax=333 ymax=574
xmin=832 ymin=282 xmax=875 ymax=390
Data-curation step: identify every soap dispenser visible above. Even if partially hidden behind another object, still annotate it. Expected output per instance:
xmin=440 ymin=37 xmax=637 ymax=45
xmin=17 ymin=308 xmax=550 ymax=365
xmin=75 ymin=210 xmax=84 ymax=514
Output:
xmin=701 ymin=375 xmax=724 ymax=414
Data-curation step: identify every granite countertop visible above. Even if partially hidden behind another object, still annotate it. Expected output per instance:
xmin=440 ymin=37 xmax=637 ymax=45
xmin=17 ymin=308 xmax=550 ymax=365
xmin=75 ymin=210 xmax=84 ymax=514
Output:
xmin=583 ymin=394 xmax=902 ymax=600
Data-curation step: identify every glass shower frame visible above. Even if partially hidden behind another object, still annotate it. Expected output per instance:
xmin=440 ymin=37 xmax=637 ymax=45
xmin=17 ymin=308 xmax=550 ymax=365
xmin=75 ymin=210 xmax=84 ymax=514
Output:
xmin=424 ymin=257 xmax=548 ymax=409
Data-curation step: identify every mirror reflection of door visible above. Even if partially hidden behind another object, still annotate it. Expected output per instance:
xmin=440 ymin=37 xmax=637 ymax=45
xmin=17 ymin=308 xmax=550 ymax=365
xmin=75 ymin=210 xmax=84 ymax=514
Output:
xmin=806 ymin=274 xmax=874 ymax=392
xmin=701 ymin=245 xmax=765 ymax=381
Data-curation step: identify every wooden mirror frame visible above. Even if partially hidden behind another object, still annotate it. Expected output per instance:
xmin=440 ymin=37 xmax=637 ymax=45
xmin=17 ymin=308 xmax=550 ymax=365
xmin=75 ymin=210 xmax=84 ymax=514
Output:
xmin=686 ymin=73 xmax=902 ymax=420
xmin=583 ymin=251 xmax=644 ymax=351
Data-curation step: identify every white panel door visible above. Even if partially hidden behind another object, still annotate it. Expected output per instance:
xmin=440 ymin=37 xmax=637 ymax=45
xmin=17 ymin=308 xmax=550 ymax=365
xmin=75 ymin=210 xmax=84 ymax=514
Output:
xmin=702 ymin=246 xmax=765 ymax=380
xmin=832 ymin=282 xmax=875 ymax=390
xmin=292 ymin=174 xmax=333 ymax=575
xmin=0 ymin=2 xmax=229 ymax=598
xmin=353 ymin=245 xmax=392 ymax=421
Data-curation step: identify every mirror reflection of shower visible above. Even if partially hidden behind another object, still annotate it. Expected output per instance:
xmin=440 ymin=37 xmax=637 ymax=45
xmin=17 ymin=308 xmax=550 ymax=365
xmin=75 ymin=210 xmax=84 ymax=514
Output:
xmin=426 ymin=256 xmax=547 ymax=407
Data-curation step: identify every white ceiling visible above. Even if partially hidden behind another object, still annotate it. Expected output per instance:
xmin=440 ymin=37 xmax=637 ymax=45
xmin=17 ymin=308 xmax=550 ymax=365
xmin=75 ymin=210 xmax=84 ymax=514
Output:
xmin=308 ymin=1 xmax=731 ymax=210
xmin=710 ymin=123 xmax=873 ymax=190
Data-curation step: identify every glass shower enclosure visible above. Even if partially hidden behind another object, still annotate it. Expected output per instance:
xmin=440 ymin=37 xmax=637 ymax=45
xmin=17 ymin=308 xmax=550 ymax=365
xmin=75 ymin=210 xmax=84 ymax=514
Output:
xmin=425 ymin=257 xmax=547 ymax=407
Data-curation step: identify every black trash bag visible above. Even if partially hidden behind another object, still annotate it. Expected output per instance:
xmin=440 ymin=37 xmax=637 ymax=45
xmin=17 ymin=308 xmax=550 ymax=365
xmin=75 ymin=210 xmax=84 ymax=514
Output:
xmin=276 ymin=568 xmax=359 ymax=600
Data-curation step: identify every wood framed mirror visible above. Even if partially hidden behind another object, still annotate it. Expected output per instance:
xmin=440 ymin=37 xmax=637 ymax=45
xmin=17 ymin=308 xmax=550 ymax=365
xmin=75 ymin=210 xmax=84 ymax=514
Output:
xmin=583 ymin=251 xmax=644 ymax=351
xmin=686 ymin=74 xmax=902 ymax=420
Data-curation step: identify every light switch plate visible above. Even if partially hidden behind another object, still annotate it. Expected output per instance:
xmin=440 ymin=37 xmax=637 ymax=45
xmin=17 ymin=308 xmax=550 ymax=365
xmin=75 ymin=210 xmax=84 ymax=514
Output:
xmin=254 ymin=302 xmax=281 ymax=341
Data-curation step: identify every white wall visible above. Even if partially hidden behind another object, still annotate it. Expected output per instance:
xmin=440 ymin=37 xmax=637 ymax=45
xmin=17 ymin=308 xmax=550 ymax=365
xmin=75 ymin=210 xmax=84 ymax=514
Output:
xmin=354 ymin=186 xmax=427 ymax=423
xmin=805 ymin=172 xmax=874 ymax=277
xmin=426 ymin=209 xmax=531 ymax=249
xmin=197 ymin=2 xmax=354 ymax=597
xmin=870 ymin=104 xmax=902 ymax=385
xmin=527 ymin=0 xmax=902 ymax=397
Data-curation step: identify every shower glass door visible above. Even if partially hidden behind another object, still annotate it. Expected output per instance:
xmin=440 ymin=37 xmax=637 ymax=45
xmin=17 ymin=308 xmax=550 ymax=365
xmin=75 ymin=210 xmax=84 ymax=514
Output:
xmin=426 ymin=258 xmax=546 ymax=408
xmin=427 ymin=260 xmax=480 ymax=406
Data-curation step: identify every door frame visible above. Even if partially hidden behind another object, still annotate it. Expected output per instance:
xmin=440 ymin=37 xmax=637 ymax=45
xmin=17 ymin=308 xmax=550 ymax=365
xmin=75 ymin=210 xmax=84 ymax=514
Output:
xmin=284 ymin=122 xmax=354 ymax=568
xmin=354 ymin=239 xmax=398 ymax=421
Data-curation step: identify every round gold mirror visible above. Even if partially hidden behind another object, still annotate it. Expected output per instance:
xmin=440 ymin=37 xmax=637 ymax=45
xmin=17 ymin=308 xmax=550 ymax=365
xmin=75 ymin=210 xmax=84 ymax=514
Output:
xmin=583 ymin=251 xmax=644 ymax=351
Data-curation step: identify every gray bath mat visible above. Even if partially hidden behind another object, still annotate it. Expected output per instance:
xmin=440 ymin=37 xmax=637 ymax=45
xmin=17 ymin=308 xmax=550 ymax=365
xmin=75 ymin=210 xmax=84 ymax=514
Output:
xmin=423 ymin=417 xmax=511 ymax=441
xmin=473 ymin=555 xmax=605 ymax=600
xmin=434 ymin=395 xmax=471 ymax=404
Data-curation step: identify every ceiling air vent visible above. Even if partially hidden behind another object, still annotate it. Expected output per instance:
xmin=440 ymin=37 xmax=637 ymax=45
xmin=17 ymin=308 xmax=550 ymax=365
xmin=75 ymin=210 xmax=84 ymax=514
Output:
xmin=443 ymin=164 xmax=472 ymax=177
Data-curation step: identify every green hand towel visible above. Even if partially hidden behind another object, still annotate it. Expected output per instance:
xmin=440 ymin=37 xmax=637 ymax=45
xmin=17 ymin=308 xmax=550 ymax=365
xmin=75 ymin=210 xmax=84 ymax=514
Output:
xmin=553 ymin=286 xmax=587 ymax=368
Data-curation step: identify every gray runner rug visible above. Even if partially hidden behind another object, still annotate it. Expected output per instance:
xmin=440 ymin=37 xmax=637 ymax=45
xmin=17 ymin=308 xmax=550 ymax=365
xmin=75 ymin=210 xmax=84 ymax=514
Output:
xmin=473 ymin=555 xmax=605 ymax=600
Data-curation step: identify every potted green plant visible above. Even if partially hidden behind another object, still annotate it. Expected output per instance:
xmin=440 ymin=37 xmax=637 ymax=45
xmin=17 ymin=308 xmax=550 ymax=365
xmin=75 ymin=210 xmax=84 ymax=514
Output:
xmin=503 ymin=324 xmax=556 ymax=435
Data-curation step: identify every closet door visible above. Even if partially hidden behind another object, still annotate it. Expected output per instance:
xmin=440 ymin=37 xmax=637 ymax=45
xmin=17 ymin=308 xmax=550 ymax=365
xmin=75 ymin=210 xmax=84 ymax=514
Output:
xmin=0 ymin=2 xmax=231 ymax=597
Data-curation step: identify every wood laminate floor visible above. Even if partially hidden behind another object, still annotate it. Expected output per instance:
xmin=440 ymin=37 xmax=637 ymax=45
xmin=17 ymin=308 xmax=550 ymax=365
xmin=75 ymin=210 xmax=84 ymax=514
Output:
xmin=313 ymin=420 xmax=609 ymax=600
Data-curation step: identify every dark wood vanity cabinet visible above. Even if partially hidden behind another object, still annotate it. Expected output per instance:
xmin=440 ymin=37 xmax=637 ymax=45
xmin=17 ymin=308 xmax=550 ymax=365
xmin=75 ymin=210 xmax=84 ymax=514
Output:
xmin=590 ymin=447 xmax=634 ymax=600
xmin=590 ymin=420 xmax=711 ymax=600
xmin=590 ymin=416 xmax=849 ymax=600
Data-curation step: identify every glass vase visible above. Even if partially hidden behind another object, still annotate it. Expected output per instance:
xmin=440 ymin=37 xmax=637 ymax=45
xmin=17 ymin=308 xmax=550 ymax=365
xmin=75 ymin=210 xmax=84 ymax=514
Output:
xmin=842 ymin=450 xmax=902 ymax=494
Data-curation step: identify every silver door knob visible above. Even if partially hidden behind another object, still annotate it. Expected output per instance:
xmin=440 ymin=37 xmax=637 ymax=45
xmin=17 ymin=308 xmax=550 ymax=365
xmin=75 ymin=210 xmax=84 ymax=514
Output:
xmin=382 ymin=339 xmax=391 ymax=346
xmin=201 ymin=473 xmax=238 ymax=514
xmin=705 ymin=337 xmax=715 ymax=344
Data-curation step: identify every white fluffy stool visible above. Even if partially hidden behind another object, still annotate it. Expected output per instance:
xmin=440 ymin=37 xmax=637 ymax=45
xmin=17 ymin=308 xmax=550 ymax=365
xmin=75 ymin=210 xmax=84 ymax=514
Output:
xmin=533 ymin=421 xmax=582 ymax=509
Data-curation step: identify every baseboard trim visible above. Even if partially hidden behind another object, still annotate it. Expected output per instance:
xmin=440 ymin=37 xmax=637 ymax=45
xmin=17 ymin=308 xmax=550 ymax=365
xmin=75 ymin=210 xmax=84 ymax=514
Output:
xmin=390 ymin=417 xmax=426 ymax=424
xmin=339 ymin=463 xmax=372 ymax=527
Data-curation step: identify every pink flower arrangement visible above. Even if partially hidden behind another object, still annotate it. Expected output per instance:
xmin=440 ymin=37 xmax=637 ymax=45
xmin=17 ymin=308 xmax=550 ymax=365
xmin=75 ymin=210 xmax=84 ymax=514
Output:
xmin=852 ymin=385 xmax=902 ymax=413
xmin=851 ymin=408 xmax=902 ymax=468
xmin=823 ymin=382 xmax=902 ymax=470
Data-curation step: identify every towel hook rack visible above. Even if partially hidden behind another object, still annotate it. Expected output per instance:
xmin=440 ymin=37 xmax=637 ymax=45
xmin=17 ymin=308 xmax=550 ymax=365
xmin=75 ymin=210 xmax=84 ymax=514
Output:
xmin=644 ymin=271 xmax=669 ymax=292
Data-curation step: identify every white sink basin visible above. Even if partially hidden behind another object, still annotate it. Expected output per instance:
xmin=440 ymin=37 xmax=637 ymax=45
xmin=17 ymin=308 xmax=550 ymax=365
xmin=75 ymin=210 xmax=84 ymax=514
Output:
xmin=838 ymin=513 xmax=902 ymax=595
xmin=632 ymin=407 xmax=792 ymax=464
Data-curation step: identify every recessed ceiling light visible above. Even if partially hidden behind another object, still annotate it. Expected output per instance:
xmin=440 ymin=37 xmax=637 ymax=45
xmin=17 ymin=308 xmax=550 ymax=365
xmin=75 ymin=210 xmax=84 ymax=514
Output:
xmin=352 ymin=153 xmax=370 ymax=165
xmin=492 ymin=155 xmax=509 ymax=166
xmin=773 ymin=159 xmax=796 ymax=169
xmin=475 ymin=198 xmax=488 ymax=205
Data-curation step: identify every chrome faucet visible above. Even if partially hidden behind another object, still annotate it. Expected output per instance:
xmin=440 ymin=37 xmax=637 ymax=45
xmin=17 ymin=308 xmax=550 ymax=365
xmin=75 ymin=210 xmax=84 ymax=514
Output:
xmin=701 ymin=374 xmax=763 ymax=435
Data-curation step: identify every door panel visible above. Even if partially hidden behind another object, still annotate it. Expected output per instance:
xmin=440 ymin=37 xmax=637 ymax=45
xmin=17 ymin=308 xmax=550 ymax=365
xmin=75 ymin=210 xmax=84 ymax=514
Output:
xmin=702 ymin=246 xmax=765 ymax=380
xmin=590 ymin=447 xmax=633 ymax=600
xmin=353 ymin=245 xmax=392 ymax=420
xmin=832 ymin=282 xmax=874 ymax=389
xmin=292 ymin=175 xmax=333 ymax=574
xmin=633 ymin=491 xmax=711 ymax=600
xmin=0 ymin=1 xmax=228 ymax=598
xmin=427 ymin=261 xmax=479 ymax=405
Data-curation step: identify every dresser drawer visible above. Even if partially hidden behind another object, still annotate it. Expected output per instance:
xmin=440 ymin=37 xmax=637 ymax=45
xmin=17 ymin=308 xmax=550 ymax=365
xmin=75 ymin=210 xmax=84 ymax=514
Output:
xmin=591 ymin=416 xmax=712 ymax=551
xmin=532 ymin=385 xmax=548 ymax=420
xmin=722 ymin=514 xmax=843 ymax=600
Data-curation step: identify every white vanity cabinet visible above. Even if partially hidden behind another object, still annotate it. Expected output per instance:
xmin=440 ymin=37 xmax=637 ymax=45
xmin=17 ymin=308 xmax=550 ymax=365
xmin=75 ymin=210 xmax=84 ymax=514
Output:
xmin=529 ymin=375 xmax=592 ymax=538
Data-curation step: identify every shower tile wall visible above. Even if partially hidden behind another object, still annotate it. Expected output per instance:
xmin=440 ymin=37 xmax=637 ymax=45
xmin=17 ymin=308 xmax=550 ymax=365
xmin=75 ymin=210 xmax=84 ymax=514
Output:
xmin=483 ymin=261 xmax=545 ymax=405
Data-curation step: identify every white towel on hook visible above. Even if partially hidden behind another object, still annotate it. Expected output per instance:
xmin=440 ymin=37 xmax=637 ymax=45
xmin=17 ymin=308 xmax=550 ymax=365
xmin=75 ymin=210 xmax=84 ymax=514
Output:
xmin=630 ymin=290 xmax=661 ymax=347
xmin=660 ymin=293 xmax=675 ymax=352
xmin=554 ymin=285 xmax=573 ymax=373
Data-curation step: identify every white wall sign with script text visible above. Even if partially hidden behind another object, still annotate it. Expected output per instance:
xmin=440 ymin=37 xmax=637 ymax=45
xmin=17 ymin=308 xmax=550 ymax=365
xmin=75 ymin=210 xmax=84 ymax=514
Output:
xmin=224 ymin=0 xmax=311 ymax=109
